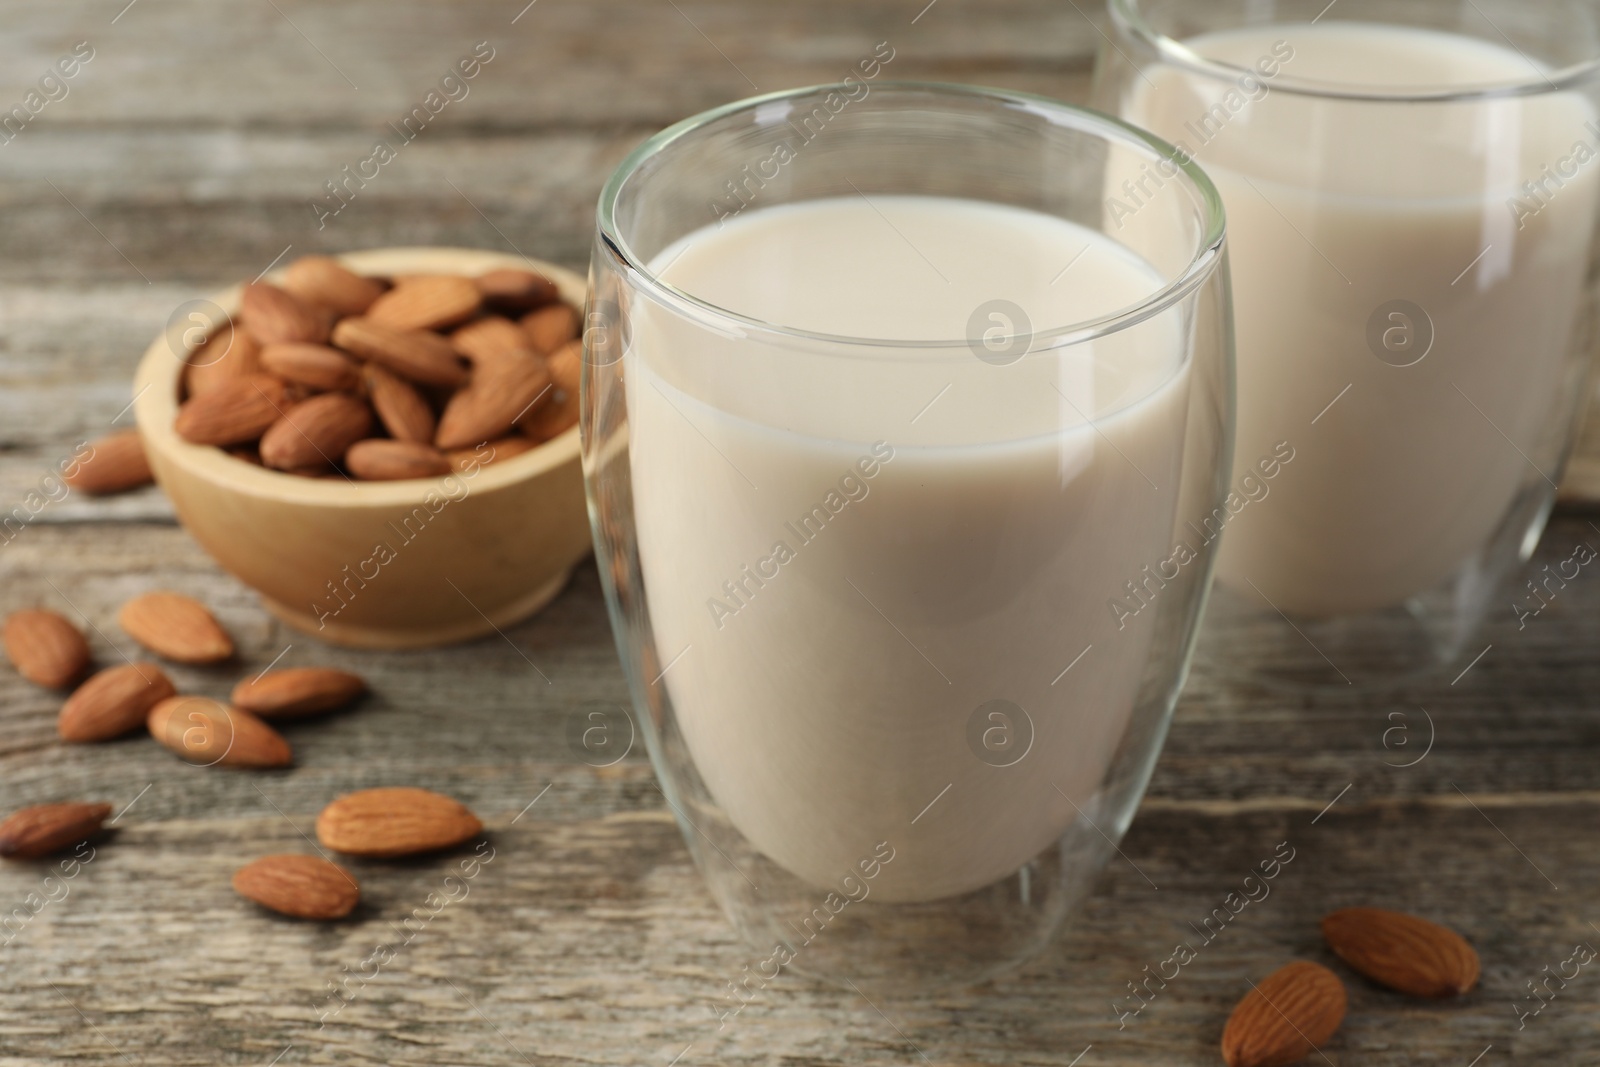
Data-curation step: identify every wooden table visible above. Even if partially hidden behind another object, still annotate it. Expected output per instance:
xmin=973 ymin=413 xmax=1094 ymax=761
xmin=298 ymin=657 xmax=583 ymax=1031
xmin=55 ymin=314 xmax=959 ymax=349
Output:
xmin=3 ymin=3 xmax=1598 ymax=1063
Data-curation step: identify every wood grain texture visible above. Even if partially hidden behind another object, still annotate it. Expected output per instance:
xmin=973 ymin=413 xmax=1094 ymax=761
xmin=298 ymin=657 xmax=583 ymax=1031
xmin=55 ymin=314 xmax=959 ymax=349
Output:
xmin=1 ymin=1 xmax=1599 ymax=1062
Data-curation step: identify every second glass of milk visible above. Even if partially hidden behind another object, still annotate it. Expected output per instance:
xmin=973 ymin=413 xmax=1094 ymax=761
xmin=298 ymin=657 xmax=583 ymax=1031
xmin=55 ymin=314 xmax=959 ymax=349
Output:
xmin=584 ymin=84 xmax=1233 ymax=991
xmin=1099 ymin=0 xmax=1600 ymax=687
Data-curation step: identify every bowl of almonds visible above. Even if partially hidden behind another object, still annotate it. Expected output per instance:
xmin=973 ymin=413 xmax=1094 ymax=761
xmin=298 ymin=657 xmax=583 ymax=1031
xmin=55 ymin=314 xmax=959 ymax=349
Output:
xmin=132 ymin=247 xmax=592 ymax=649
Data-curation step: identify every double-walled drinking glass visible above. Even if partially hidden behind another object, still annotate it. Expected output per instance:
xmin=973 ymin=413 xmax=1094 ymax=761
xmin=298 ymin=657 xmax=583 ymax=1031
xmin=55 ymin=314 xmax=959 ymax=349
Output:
xmin=582 ymin=83 xmax=1232 ymax=992
xmin=1096 ymin=0 xmax=1600 ymax=688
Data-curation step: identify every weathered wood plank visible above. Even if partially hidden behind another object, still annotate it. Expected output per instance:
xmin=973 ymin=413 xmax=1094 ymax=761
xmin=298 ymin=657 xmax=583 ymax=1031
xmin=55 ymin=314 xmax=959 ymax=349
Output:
xmin=0 ymin=802 xmax=1591 ymax=1065
xmin=0 ymin=1 xmax=1098 ymax=130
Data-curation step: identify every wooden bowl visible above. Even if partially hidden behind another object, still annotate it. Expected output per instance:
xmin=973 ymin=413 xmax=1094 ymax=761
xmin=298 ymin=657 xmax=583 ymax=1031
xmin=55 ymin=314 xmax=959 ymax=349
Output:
xmin=132 ymin=247 xmax=591 ymax=650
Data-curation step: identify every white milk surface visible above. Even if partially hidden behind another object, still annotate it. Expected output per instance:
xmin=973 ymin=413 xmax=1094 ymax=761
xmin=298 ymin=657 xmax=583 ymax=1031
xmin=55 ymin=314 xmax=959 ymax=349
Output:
xmin=625 ymin=196 xmax=1195 ymax=901
xmin=1127 ymin=23 xmax=1598 ymax=615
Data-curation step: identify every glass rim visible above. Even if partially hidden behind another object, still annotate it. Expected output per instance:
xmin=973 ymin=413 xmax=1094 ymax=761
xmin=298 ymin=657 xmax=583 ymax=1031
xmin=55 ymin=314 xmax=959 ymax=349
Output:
xmin=1109 ymin=0 xmax=1600 ymax=102
xmin=595 ymin=80 xmax=1227 ymax=353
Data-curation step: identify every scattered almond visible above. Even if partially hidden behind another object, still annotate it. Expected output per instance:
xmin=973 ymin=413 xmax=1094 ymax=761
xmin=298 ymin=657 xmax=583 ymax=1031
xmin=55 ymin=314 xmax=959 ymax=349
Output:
xmin=147 ymin=695 xmax=292 ymax=768
xmin=435 ymin=352 xmax=553 ymax=450
xmin=239 ymin=282 xmax=331 ymax=345
xmin=1221 ymin=961 xmax=1346 ymax=1067
xmin=118 ymin=591 xmax=234 ymax=664
xmin=364 ymin=364 xmax=436 ymax=443
xmin=65 ymin=429 xmax=154 ymax=496
xmin=477 ymin=268 xmax=558 ymax=313
xmin=317 ymin=787 xmax=482 ymax=858
xmin=1321 ymin=907 xmax=1479 ymax=998
xmin=521 ymin=303 xmax=579 ymax=355
xmin=345 ymin=439 xmax=452 ymax=481
xmin=367 ymin=275 xmax=482 ymax=332
xmin=186 ymin=322 xmax=262 ymax=397
xmin=231 ymin=668 xmax=366 ymax=719
xmin=58 ymin=662 xmax=175 ymax=742
xmin=0 ymin=802 xmax=113 ymax=859
xmin=174 ymin=374 xmax=291 ymax=446
xmin=331 ymin=317 xmax=468 ymax=389
xmin=260 ymin=393 xmax=374 ymax=472
xmin=3 ymin=609 xmax=91 ymax=689
xmin=233 ymin=854 xmax=360 ymax=919
xmin=283 ymin=255 xmax=386 ymax=316
xmin=259 ymin=343 xmax=363 ymax=392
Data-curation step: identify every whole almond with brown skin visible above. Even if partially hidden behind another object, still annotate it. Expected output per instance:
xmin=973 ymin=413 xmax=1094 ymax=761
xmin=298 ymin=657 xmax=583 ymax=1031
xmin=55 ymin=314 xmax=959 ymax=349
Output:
xmin=435 ymin=352 xmax=553 ymax=450
xmin=448 ymin=436 xmax=537 ymax=472
xmin=59 ymin=662 xmax=175 ymax=742
xmin=451 ymin=316 xmax=539 ymax=367
xmin=0 ymin=802 xmax=113 ymax=859
xmin=477 ymin=268 xmax=558 ymax=313
xmin=1321 ymin=907 xmax=1479 ymax=998
xmin=260 ymin=343 xmax=362 ymax=392
xmin=332 ymin=318 xmax=468 ymax=389
xmin=364 ymin=364 xmax=436 ymax=443
xmin=174 ymin=374 xmax=290 ymax=446
xmin=1222 ymin=961 xmax=1346 ymax=1067
xmin=521 ymin=303 xmax=579 ymax=355
xmin=317 ymin=787 xmax=482 ymax=858
xmin=260 ymin=393 xmax=373 ymax=472
xmin=118 ymin=591 xmax=234 ymax=664
xmin=239 ymin=282 xmax=330 ymax=345
xmin=231 ymin=668 xmax=366 ymax=719
xmin=283 ymin=255 xmax=385 ymax=316
xmin=545 ymin=338 xmax=581 ymax=397
xmin=518 ymin=390 xmax=578 ymax=443
xmin=64 ymin=430 xmax=153 ymax=496
xmin=367 ymin=275 xmax=482 ymax=332
xmin=186 ymin=323 xmax=262 ymax=397
xmin=3 ymin=610 xmax=91 ymax=689
xmin=234 ymin=854 xmax=360 ymax=919
xmin=147 ymin=696 xmax=292 ymax=768
xmin=346 ymin=439 xmax=452 ymax=481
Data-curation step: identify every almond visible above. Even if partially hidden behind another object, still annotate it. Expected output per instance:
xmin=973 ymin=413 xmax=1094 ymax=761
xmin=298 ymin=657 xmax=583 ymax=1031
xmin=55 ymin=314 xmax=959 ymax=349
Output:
xmin=521 ymin=303 xmax=579 ymax=354
xmin=545 ymin=338 xmax=581 ymax=397
xmin=259 ymin=343 xmax=363 ymax=392
xmin=260 ymin=393 xmax=374 ymax=472
xmin=477 ymin=268 xmax=558 ymax=313
xmin=317 ymin=787 xmax=482 ymax=858
xmin=435 ymin=352 xmax=553 ymax=450
xmin=3 ymin=609 xmax=91 ymax=689
xmin=0 ymin=802 xmax=113 ymax=859
xmin=186 ymin=322 xmax=262 ymax=397
xmin=239 ymin=282 xmax=331 ymax=345
xmin=283 ymin=255 xmax=385 ymax=316
xmin=147 ymin=696 xmax=292 ymax=769
xmin=231 ymin=668 xmax=366 ymax=719
xmin=234 ymin=854 xmax=360 ymax=919
xmin=345 ymin=439 xmax=452 ymax=481
xmin=1222 ymin=961 xmax=1346 ymax=1067
xmin=366 ymin=275 xmax=482 ymax=332
xmin=59 ymin=662 xmax=175 ymax=742
xmin=331 ymin=318 xmax=469 ymax=388
xmin=64 ymin=430 xmax=154 ymax=496
xmin=450 ymin=316 xmax=540 ymax=367
xmin=447 ymin=436 xmax=537 ymax=471
xmin=118 ymin=591 xmax=234 ymax=664
xmin=1321 ymin=907 xmax=1479 ymax=998
xmin=517 ymin=389 xmax=578 ymax=443
xmin=364 ymin=364 xmax=436 ymax=443
xmin=174 ymin=374 xmax=291 ymax=446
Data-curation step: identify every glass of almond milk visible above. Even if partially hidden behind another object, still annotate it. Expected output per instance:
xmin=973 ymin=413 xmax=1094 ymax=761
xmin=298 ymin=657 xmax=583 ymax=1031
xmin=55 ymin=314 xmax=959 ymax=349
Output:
xmin=1098 ymin=0 xmax=1600 ymax=687
xmin=583 ymin=83 xmax=1233 ymax=991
